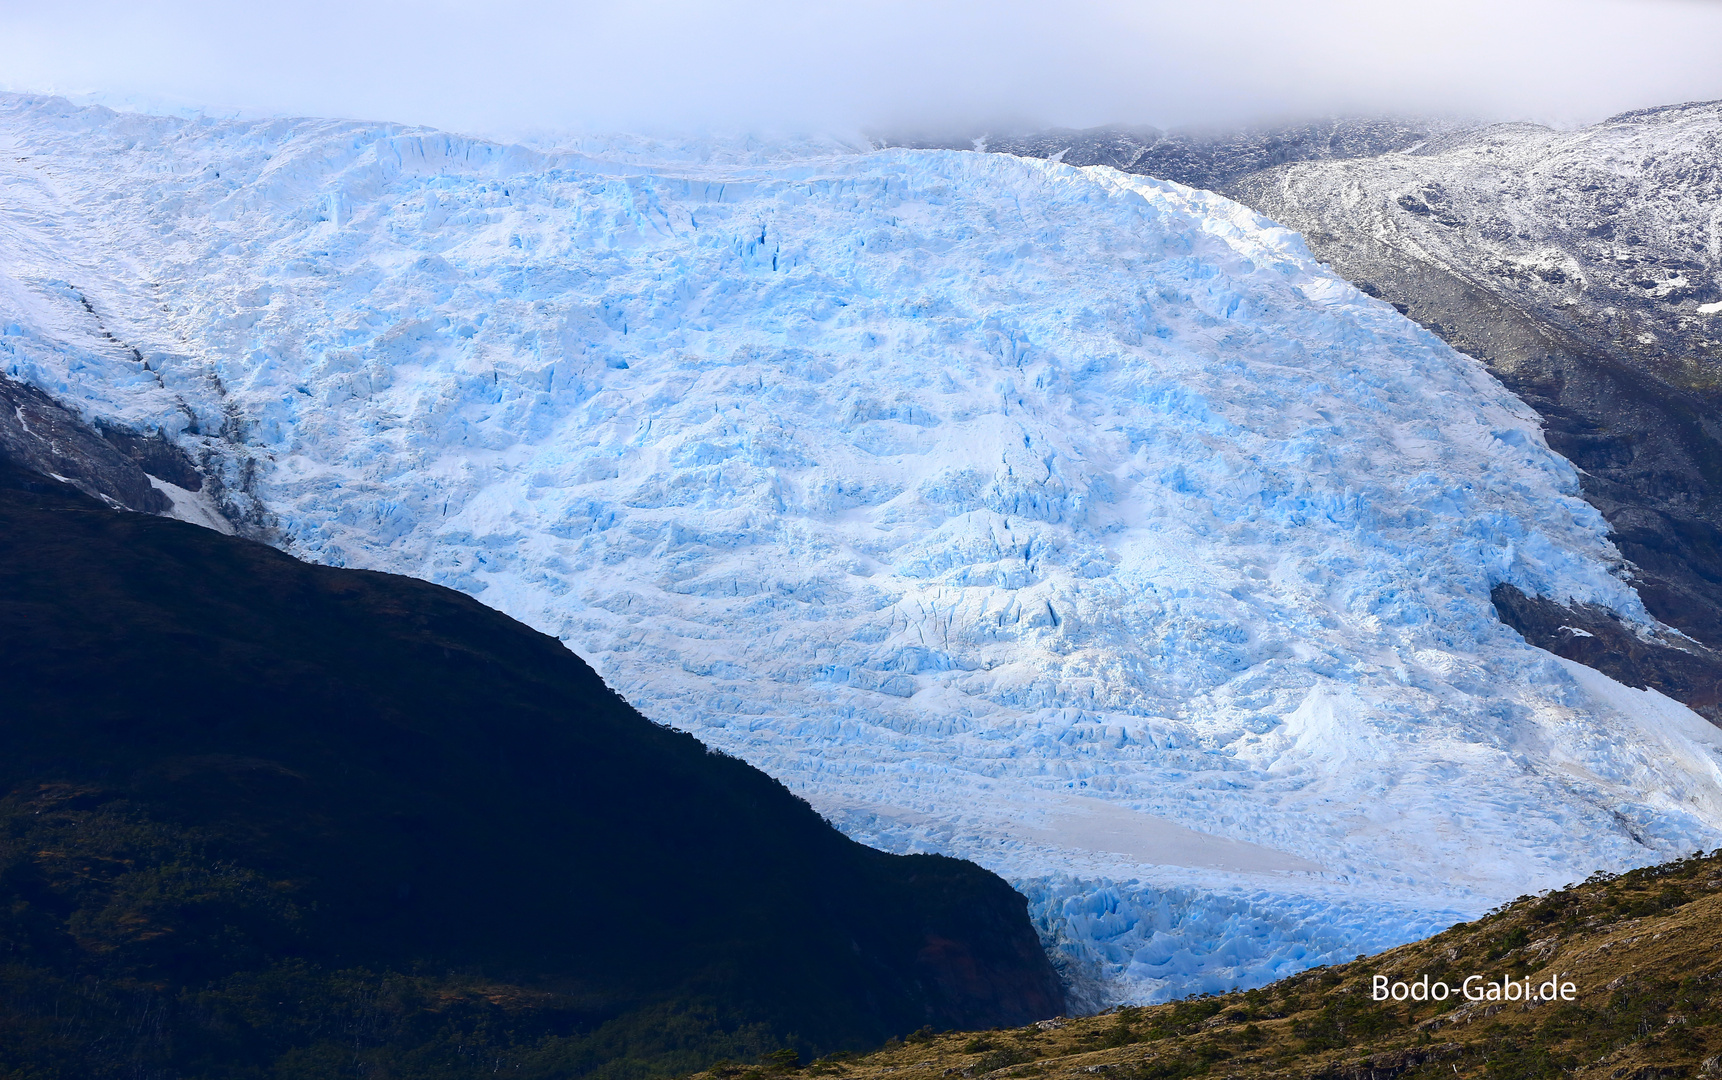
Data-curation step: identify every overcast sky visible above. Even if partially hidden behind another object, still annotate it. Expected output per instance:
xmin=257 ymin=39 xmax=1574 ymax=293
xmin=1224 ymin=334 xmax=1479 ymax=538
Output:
xmin=3 ymin=0 xmax=1721 ymax=138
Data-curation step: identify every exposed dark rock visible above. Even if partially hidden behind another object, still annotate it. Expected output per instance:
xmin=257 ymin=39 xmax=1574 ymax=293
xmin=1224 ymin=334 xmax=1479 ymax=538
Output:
xmin=1491 ymin=583 xmax=1722 ymax=724
xmin=1306 ymin=1042 xmax=1467 ymax=1080
xmin=0 ymin=375 xmax=171 ymax=512
xmin=95 ymin=420 xmax=204 ymax=490
xmin=0 ymin=468 xmax=1063 ymax=1077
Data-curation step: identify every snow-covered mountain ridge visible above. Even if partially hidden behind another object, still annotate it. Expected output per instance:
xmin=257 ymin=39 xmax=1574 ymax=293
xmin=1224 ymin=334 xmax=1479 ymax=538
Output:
xmin=3 ymin=94 xmax=1721 ymax=1005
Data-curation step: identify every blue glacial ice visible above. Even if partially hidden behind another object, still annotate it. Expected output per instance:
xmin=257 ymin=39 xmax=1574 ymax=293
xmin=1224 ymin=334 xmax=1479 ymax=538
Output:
xmin=3 ymin=94 xmax=1721 ymax=1005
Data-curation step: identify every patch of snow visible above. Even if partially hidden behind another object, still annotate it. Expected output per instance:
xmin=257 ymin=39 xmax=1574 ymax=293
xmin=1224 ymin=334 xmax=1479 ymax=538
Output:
xmin=148 ymin=474 xmax=234 ymax=534
xmin=1550 ymin=657 xmax=1722 ymax=828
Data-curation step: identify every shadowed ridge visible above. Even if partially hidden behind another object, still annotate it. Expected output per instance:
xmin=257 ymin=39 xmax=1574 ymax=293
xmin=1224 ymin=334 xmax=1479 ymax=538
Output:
xmin=0 ymin=465 xmax=1063 ymax=1079
xmin=0 ymin=375 xmax=172 ymax=513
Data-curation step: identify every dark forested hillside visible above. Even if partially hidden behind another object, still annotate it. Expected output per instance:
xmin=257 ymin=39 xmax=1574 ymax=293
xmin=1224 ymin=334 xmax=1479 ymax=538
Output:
xmin=0 ymin=465 xmax=1062 ymax=1079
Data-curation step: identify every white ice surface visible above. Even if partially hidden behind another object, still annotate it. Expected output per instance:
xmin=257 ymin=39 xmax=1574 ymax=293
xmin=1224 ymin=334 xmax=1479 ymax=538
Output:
xmin=3 ymin=94 xmax=1721 ymax=1005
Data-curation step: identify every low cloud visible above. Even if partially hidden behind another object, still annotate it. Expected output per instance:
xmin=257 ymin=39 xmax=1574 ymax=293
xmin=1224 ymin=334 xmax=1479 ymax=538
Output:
xmin=2 ymin=0 xmax=1719 ymax=137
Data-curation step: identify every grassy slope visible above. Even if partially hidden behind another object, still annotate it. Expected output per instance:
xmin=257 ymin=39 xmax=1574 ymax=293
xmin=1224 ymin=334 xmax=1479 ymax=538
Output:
xmin=0 ymin=467 xmax=1061 ymax=1079
xmin=707 ymin=851 xmax=1722 ymax=1080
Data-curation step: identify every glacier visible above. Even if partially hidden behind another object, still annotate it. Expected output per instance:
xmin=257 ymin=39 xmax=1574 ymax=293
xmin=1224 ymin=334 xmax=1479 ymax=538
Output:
xmin=4 ymin=93 xmax=1722 ymax=1006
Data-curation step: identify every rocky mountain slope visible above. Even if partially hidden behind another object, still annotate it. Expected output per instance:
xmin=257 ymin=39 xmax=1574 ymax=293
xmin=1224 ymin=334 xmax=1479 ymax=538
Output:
xmin=3 ymin=94 xmax=1722 ymax=1006
xmin=713 ymin=848 xmax=1722 ymax=1080
xmin=0 ymin=463 xmax=1061 ymax=1078
xmin=0 ymin=371 xmax=218 ymax=518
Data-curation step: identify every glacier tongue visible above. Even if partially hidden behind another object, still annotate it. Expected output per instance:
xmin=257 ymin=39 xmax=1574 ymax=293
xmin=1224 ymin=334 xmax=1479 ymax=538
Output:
xmin=4 ymin=94 xmax=1722 ymax=1004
